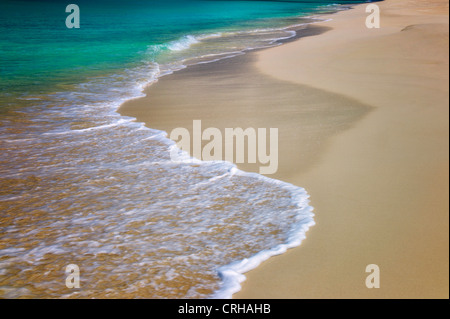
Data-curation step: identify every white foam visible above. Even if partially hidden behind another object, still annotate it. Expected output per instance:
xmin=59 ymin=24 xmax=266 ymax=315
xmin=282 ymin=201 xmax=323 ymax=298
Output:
xmin=167 ymin=35 xmax=200 ymax=51
xmin=208 ymin=167 xmax=315 ymax=299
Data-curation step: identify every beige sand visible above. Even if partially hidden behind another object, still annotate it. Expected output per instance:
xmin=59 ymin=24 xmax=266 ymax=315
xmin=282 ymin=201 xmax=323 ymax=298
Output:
xmin=235 ymin=0 xmax=449 ymax=298
xmin=119 ymin=0 xmax=449 ymax=298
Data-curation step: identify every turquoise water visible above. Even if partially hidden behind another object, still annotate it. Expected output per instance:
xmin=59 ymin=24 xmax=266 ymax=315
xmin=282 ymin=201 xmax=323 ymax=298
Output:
xmin=1 ymin=0 xmax=367 ymax=298
xmin=0 ymin=0 xmax=364 ymax=107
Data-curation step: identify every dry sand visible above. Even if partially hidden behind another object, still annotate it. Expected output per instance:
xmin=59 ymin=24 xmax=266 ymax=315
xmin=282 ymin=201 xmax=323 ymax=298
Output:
xmin=119 ymin=0 xmax=449 ymax=298
xmin=236 ymin=0 xmax=449 ymax=298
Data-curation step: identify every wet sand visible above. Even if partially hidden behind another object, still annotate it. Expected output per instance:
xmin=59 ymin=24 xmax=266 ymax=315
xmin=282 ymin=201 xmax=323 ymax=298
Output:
xmin=120 ymin=45 xmax=371 ymax=181
xmin=119 ymin=0 xmax=449 ymax=298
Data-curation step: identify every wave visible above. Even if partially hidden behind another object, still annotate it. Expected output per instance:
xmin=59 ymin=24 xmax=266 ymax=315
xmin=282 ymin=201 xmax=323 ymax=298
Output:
xmin=167 ymin=35 xmax=200 ymax=51
xmin=212 ymin=169 xmax=315 ymax=299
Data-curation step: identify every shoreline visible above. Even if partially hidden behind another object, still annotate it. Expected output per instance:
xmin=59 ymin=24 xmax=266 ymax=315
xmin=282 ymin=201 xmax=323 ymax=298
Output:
xmin=119 ymin=0 xmax=449 ymax=298
xmin=236 ymin=0 xmax=449 ymax=298
xmin=118 ymin=19 xmax=371 ymax=298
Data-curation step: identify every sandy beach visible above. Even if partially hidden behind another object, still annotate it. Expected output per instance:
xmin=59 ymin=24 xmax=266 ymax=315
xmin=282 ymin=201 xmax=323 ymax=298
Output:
xmin=119 ymin=0 xmax=449 ymax=299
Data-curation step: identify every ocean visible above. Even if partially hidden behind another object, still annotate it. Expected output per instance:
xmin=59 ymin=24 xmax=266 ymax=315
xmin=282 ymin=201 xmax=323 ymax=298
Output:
xmin=0 ymin=0 xmax=364 ymax=298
